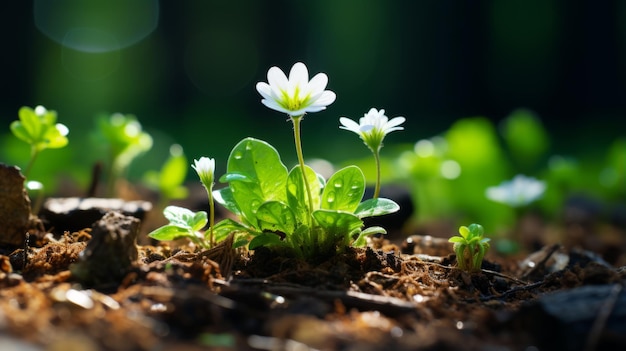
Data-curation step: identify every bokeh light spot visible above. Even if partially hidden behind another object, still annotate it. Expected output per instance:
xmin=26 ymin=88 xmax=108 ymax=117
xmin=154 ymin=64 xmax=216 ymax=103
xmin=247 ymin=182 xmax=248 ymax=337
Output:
xmin=34 ymin=0 xmax=159 ymax=53
xmin=441 ymin=160 xmax=461 ymax=179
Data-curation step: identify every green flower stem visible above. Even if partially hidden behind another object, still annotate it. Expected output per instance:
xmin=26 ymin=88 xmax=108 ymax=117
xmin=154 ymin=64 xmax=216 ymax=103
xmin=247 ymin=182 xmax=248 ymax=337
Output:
xmin=208 ymin=187 xmax=215 ymax=247
xmin=373 ymin=149 xmax=381 ymax=199
xmin=291 ymin=116 xmax=314 ymax=223
xmin=23 ymin=147 xmax=40 ymax=178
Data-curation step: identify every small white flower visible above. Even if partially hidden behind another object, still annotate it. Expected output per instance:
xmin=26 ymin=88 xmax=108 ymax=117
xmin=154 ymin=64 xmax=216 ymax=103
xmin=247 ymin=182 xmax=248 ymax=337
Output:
xmin=192 ymin=157 xmax=215 ymax=189
xmin=256 ymin=62 xmax=336 ymax=117
xmin=339 ymin=108 xmax=405 ymax=152
xmin=485 ymin=174 xmax=546 ymax=207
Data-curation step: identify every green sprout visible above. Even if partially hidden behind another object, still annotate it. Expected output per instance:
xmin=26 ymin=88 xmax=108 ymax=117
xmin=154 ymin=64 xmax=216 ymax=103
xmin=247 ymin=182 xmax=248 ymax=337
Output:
xmin=10 ymin=105 xmax=69 ymax=178
xmin=148 ymin=206 xmax=209 ymax=248
xmin=143 ymin=144 xmax=189 ymax=209
xmin=97 ymin=113 xmax=153 ymax=197
xmin=339 ymin=108 xmax=405 ymax=198
xmin=448 ymin=223 xmax=490 ymax=272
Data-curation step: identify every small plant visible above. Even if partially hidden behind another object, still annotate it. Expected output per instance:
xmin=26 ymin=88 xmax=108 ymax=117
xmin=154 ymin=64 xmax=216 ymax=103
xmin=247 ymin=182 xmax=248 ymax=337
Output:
xmin=147 ymin=205 xmax=209 ymax=248
xmin=148 ymin=62 xmax=401 ymax=257
xmin=10 ymin=105 xmax=69 ymax=178
xmin=448 ymin=223 xmax=490 ymax=272
xmin=96 ymin=113 xmax=153 ymax=196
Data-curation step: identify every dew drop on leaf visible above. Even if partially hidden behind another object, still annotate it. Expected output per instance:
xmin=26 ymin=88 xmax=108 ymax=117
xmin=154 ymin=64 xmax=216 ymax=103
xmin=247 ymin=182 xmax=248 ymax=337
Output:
xmin=250 ymin=200 xmax=260 ymax=213
xmin=333 ymin=179 xmax=344 ymax=188
xmin=326 ymin=191 xmax=336 ymax=203
xmin=233 ymin=151 xmax=243 ymax=160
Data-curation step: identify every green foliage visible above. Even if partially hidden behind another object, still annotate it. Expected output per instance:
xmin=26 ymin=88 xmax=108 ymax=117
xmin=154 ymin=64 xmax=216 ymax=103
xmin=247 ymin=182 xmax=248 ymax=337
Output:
xmin=10 ymin=105 xmax=69 ymax=177
xmin=449 ymin=223 xmax=490 ymax=272
xmin=148 ymin=206 xmax=208 ymax=247
xmin=500 ymin=109 xmax=549 ymax=171
xmin=213 ymin=137 xmax=399 ymax=259
xmin=96 ymin=113 xmax=153 ymax=196
xmin=143 ymin=144 xmax=188 ymax=204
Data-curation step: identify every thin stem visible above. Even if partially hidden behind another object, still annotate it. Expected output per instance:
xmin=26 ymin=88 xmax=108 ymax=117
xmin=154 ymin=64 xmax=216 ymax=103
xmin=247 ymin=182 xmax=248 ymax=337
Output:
xmin=208 ymin=187 xmax=215 ymax=247
xmin=291 ymin=116 xmax=314 ymax=221
xmin=23 ymin=147 xmax=40 ymax=178
xmin=373 ymin=149 xmax=381 ymax=199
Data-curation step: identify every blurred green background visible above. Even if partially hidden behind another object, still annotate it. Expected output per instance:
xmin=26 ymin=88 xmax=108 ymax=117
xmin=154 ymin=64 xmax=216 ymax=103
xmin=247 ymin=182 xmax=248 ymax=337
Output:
xmin=0 ymin=1 xmax=624 ymax=219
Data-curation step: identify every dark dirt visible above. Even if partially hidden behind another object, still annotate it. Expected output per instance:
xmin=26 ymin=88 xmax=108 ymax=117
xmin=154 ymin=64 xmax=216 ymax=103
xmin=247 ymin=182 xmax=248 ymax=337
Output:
xmin=1 ymin=163 xmax=625 ymax=350
xmin=0 ymin=219 xmax=625 ymax=351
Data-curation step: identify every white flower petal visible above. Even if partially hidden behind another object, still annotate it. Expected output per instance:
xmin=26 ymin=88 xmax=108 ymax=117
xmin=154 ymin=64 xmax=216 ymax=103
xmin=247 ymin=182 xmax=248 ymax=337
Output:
xmin=267 ymin=66 xmax=288 ymax=92
xmin=255 ymin=82 xmax=272 ymax=99
xmin=384 ymin=116 xmax=406 ymax=130
xmin=339 ymin=117 xmax=362 ymax=134
xmin=307 ymin=73 xmax=328 ymax=95
xmin=289 ymin=62 xmax=309 ymax=88
xmin=313 ymin=91 xmax=336 ymax=106
xmin=261 ymin=99 xmax=291 ymax=115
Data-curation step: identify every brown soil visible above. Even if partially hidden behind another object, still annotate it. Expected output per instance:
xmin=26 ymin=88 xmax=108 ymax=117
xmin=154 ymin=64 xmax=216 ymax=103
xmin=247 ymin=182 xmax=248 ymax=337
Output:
xmin=1 ymin=220 xmax=625 ymax=351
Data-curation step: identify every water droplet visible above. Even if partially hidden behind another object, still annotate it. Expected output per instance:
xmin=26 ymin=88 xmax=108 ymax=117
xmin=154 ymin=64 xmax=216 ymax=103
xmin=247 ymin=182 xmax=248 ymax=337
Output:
xmin=250 ymin=200 xmax=260 ymax=213
xmin=333 ymin=179 xmax=344 ymax=188
xmin=245 ymin=142 xmax=253 ymax=151
xmin=326 ymin=191 xmax=336 ymax=203
xmin=233 ymin=151 xmax=243 ymax=160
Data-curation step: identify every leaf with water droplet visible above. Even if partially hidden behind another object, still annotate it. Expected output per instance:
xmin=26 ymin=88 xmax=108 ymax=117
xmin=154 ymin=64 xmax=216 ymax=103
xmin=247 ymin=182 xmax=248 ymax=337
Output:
xmin=224 ymin=138 xmax=289 ymax=228
xmin=321 ymin=166 xmax=364 ymax=212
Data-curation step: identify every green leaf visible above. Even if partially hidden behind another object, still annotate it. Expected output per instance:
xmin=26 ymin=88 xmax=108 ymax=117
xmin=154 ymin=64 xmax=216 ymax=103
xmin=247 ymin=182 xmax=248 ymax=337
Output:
xmin=18 ymin=106 xmax=42 ymax=141
xmin=10 ymin=121 xmax=33 ymax=144
xmin=249 ymin=232 xmax=288 ymax=250
xmin=448 ymin=236 xmax=466 ymax=243
xmin=213 ymin=187 xmax=242 ymax=217
xmin=224 ymin=138 xmax=289 ymax=227
xmin=163 ymin=205 xmax=207 ymax=231
xmin=255 ymin=201 xmax=296 ymax=234
xmin=312 ymin=209 xmax=363 ymax=243
xmin=354 ymin=197 xmax=400 ymax=218
xmin=42 ymin=124 xmax=69 ymax=149
xmin=11 ymin=106 xmax=68 ymax=152
xmin=287 ymin=165 xmax=322 ymax=224
xmin=213 ymin=218 xmax=255 ymax=242
xmin=321 ymin=166 xmax=365 ymax=212
xmin=159 ymin=150 xmax=188 ymax=198
xmin=148 ymin=224 xmax=192 ymax=241
xmin=353 ymin=226 xmax=387 ymax=247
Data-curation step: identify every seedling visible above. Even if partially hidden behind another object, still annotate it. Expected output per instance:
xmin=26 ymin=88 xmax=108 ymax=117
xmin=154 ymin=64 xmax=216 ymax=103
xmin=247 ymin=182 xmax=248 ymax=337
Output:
xmin=10 ymin=105 xmax=69 ymax=178
xmin=97 ymin=113 xmax=153 ymax=196
xmin=148 ymin=205 xmax=209 ymax=248
xmin=449 ymin=223 xmax=490 ymax=272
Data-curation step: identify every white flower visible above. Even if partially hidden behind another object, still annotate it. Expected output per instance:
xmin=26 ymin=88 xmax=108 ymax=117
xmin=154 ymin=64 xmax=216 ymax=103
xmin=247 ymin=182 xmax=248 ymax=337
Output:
xmin=192 ymin=157 xmax=215 ymax=189
xmin=339 ymin=108 xmax=405 ymax=152
xmin=256 ymin=62 xmax=336 ymax=117
xmin=485 ymin=174 xmax=546 ymax=207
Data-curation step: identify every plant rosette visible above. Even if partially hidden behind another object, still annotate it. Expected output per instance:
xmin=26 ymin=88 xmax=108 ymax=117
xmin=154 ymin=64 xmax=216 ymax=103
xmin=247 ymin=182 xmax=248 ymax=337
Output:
xmin=212 ymin=137 xmax=400 ymax=259
xmin=448 ymin=223 xmax=490 ymax=272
